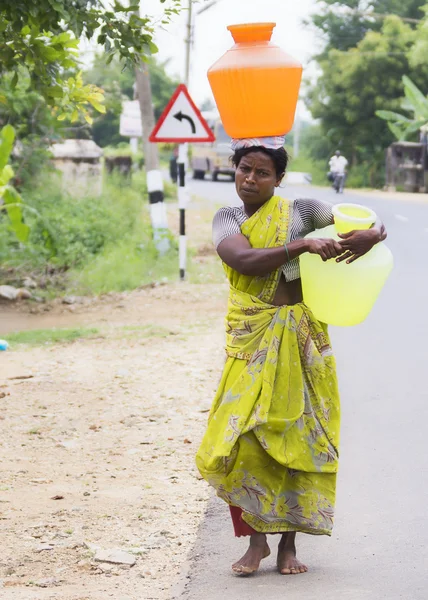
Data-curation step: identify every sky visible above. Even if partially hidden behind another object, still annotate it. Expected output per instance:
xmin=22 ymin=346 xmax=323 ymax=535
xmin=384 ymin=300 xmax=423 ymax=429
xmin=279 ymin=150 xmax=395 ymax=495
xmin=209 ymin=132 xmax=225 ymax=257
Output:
xmin=144 ymin=0 xmax=323 ymax=118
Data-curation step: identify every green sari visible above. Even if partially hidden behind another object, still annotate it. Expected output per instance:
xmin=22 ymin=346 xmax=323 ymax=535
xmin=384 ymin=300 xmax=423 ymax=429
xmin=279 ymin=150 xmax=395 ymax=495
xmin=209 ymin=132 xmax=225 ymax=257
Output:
xmin=196 ymin=196 xmax=341 ymax=535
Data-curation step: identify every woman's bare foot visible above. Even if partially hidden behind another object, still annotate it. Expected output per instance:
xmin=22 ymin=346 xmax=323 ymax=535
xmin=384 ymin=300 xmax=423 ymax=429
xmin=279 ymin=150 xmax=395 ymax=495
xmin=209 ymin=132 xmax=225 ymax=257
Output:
xmin=277 ymin=532 xmax=308 ymax=575
xmin=232 ymin=533 xmax=271 ymax=575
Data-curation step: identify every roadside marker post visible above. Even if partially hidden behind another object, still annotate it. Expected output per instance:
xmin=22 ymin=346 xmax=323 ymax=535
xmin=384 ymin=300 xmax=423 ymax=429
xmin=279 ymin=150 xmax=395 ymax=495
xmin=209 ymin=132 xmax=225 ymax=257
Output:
xmin=177 ymin=144 xmax=189 ymax=280
xmin=149 ymin=84 xmax=215 ymax=280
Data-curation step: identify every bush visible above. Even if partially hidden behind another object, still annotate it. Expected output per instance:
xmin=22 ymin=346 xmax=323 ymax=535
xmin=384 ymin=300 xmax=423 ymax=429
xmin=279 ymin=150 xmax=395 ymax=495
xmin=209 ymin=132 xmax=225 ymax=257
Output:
xmin=345 ymin=163 xmax=386 ymax=189
xmin=21 ymin=173 xmax=143 ymax=269
xmin=0 ymin=169 xmax=177 ymax=295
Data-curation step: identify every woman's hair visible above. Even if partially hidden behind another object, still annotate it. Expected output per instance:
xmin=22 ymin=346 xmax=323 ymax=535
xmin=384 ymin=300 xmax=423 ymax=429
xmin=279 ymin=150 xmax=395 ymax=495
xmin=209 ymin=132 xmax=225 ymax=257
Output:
xmin=231 ymin=146 xmax=289 ymax=178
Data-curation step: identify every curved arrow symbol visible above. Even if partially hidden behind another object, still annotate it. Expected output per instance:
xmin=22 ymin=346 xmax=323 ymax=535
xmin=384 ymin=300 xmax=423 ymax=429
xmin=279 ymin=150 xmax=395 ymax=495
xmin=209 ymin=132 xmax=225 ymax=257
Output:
xmin=174 ymin=111 xmax=196 ymax=134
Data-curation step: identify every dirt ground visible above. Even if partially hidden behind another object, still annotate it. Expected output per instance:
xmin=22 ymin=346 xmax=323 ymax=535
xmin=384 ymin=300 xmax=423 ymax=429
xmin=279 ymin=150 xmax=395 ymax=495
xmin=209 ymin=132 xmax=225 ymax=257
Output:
xmin=0 ymin=273 xmax=232 ymax=600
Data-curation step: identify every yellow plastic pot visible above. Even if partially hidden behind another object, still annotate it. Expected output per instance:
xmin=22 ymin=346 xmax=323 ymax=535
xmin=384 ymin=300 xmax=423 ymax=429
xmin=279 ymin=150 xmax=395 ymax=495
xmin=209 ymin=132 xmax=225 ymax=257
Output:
xmin=300 ymin=203 xmax=393 ymax=327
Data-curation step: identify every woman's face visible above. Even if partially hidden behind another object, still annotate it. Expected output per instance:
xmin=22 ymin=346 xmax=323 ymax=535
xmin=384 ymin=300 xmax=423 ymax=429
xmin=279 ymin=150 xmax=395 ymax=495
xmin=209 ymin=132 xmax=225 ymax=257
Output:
xmin=235 ymin=151 xmax=283 ymax=205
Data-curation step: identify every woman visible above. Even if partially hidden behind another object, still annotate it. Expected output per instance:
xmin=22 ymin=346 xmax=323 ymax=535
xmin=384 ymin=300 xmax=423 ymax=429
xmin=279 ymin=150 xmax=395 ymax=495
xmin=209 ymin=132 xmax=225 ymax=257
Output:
xmin=196 ymin=139 xmax=386 ymax=576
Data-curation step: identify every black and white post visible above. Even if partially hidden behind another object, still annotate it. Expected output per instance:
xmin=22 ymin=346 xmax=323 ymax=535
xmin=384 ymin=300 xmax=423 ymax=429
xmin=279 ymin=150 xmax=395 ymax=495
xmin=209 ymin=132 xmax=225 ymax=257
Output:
xmin=146 ymin=169 xmax=169 ymax=254
xmin=177 ymin=144 xmax=189 ymax=280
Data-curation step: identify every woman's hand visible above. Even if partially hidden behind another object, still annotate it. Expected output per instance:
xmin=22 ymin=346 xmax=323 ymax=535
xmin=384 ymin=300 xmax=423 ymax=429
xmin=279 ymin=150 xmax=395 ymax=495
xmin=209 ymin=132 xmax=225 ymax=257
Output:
xmin=336 ymin=226 xmax=385 ymax=264
xmin=306 ymin=238 xmax=344 ymax=262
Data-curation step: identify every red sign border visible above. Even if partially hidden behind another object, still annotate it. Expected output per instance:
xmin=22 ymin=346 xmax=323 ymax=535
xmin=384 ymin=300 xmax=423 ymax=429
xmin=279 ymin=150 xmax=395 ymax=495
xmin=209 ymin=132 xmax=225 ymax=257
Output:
xmin=149 ymin=84 xmax=216 ymax=143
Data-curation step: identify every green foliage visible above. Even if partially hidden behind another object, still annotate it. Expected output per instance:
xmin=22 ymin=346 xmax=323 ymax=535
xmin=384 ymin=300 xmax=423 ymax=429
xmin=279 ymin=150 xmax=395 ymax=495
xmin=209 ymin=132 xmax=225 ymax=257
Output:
xmin=309 ymin=0 xmax=425 ymax=58
xmin=70 ymin=234 xmax=178 ymax=295
xmin=0 ymin=125 xmax=30 ymax=242
xmin=0 ymin=0 xmax=183 ymax=117
xmin=19 ymin=175 xmax=144 ymax=269
xmin=376 ymin=75 xmax=428 ymax=139
xmin=307 ymin=13 xmax=428 ymax=173
xmin=83 ymin=54 xmax=179 ymax=148
xmin=0 ymin=167 xmax=181 ymax=297
xmin=410 ymin=5 xmax=428 ymax=67
xmin=307 ymin=2 xmax=428 ymax=185
xmin=0 ymin=70 xmax=60 ymax=187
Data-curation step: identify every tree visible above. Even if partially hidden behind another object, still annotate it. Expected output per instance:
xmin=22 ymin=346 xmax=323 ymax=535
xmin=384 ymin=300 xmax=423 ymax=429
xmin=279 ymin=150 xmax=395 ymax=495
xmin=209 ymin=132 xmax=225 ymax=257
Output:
xmin=83 ymin=54 xmax=179 ymax=148
xmin=309 ymin=17 xmax=414 ymax=158
xmin=409 ymin=4 xmax=428 ymax=69
xmin=0 ymin=70 xmax=60 ymax=187
xmin=308 ymin=0 xmax=425 ymax=57
xmin=83 ymin=55 xmax=135 ymax=148
xmin=0 ymin=1 xmax=182 ymax=119
xmin=306 ymin=6 xmax=428 ymax=186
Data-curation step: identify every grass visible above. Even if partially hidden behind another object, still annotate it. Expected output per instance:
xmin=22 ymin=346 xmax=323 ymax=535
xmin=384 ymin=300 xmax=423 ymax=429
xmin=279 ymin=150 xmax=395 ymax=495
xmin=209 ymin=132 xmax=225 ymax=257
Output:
xmin=5 ymin=327 xmax=99 ymax=346
xmin=4 ymin=323 xmax=187 ymax=350
xmin=68 ymin=235 xmax=180 ymax=295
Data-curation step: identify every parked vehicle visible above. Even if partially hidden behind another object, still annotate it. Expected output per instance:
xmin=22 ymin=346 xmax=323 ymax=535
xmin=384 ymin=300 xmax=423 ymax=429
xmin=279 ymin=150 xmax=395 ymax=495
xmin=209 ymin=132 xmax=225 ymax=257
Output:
xmin=191 ymin=112 xmax=235 ymax=181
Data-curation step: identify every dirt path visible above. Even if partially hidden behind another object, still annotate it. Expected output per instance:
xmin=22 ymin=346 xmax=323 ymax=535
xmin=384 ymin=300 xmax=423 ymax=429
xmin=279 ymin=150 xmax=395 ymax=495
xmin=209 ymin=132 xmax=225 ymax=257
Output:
xmin=0 ymin=283 xmax=228 ymax=599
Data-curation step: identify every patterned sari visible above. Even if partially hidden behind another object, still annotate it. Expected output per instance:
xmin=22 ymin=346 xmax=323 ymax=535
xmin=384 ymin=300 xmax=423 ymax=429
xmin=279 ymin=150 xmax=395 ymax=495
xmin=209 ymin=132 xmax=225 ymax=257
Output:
xmin=196 ymin=196 xmax=341 ymax=535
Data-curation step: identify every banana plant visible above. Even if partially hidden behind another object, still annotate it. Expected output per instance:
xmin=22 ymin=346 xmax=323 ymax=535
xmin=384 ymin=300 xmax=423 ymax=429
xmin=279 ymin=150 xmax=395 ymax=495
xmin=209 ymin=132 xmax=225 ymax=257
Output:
xmin=0 ymin=124 xmax=56 ymax=252
xmin=0 ymin=124 xmax=29 ymax=242
xmin=376 ymin=76 xmax=428 ymax=141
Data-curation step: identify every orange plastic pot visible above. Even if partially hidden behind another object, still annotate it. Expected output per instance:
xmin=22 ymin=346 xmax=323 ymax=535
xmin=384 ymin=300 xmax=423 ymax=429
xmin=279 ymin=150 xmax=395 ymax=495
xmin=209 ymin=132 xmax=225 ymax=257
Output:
xmin=207 ymin=22 xmax=302 ymax=138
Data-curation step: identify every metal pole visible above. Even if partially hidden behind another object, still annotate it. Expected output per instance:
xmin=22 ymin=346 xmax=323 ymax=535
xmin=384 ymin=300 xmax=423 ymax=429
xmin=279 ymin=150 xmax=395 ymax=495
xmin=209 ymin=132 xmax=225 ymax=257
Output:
xmin=177 ymin=144 xmax=189 ymax=280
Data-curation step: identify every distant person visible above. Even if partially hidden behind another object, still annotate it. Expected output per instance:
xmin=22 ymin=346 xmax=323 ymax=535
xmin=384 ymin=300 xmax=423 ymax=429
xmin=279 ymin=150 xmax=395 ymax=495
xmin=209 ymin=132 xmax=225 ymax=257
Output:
xmin=329 ymin=150 xmax=348 ymax=193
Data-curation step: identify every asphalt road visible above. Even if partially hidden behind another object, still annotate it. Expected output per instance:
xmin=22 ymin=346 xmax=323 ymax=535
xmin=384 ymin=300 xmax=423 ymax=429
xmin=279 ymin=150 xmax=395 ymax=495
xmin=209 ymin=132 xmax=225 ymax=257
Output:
xmin=178 ymin=179 xmax=428 ymax=600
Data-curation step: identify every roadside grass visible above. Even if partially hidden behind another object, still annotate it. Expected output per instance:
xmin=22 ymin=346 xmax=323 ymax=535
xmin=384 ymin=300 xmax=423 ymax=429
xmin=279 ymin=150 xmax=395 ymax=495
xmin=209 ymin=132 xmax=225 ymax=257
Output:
xmin=69 ymin=197 xmax=225 ymax=294
xmin=4 ymin=322 xmax=199 ymax=349
xmin=68 ymin=234 xmax=180 ymax=295
xmin=5 ymin=327 xmax=100 ymax=347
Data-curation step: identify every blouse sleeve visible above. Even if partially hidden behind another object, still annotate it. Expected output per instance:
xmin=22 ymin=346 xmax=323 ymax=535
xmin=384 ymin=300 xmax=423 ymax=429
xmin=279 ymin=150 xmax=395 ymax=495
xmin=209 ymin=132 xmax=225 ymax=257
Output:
xmin=295 ymin=198 xmax=334 ymax=232
xmin=212 ymin=207 xmax=242 ymax=249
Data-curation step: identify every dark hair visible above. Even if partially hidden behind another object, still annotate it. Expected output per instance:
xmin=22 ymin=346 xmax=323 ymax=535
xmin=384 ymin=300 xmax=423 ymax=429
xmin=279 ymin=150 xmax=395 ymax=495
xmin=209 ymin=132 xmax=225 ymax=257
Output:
xmin=231 ymin=146 xmax=289 ymax=178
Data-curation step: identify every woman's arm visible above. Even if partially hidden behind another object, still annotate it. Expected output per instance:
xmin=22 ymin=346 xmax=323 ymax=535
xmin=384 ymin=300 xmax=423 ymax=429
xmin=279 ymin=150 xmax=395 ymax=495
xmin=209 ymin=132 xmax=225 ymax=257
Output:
xmin=217 ymin=233 xmax=343 ymax=277
xmin=298 ymin=198 xmax=388 ymax=265
xmin=337 ymin=217 xmax=387 ymax=264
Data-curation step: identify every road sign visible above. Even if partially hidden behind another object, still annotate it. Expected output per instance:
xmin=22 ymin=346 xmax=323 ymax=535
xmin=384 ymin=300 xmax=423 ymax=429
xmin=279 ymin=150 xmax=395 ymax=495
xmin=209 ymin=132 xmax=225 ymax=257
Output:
xmin=120 ymin=100 xmax=143 ymax=137
xmin=149 ymin=84 xmax=215 ymax=143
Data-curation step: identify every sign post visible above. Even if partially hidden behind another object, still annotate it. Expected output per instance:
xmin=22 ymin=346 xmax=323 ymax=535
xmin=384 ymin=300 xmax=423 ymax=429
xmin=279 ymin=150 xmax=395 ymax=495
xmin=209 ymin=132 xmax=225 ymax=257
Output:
xmin=150 ymin=84 xmax=215 ymax=280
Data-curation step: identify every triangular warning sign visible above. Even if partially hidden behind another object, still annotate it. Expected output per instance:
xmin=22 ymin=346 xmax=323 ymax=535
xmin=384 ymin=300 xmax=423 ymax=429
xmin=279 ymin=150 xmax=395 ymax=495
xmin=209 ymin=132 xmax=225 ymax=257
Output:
xmin=149 ymin=84 xmax=215 ymax=143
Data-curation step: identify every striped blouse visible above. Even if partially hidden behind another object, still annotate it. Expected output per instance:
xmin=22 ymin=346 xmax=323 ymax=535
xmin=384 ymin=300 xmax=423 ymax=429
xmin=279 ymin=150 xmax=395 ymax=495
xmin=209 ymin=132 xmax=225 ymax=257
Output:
xmin=212 ymin=198 xmax=334 ymax=282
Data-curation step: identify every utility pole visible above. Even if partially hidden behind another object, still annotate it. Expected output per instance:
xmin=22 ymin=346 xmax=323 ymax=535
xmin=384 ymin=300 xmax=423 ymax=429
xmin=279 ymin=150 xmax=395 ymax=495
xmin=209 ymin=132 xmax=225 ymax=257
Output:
xmin=185 ymin=0 xmax=223 ymax=88
xmin=184 ymin=0 xmax=193 ymax=87
xmin=134 ymin=11 xmax=169 ymax=253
